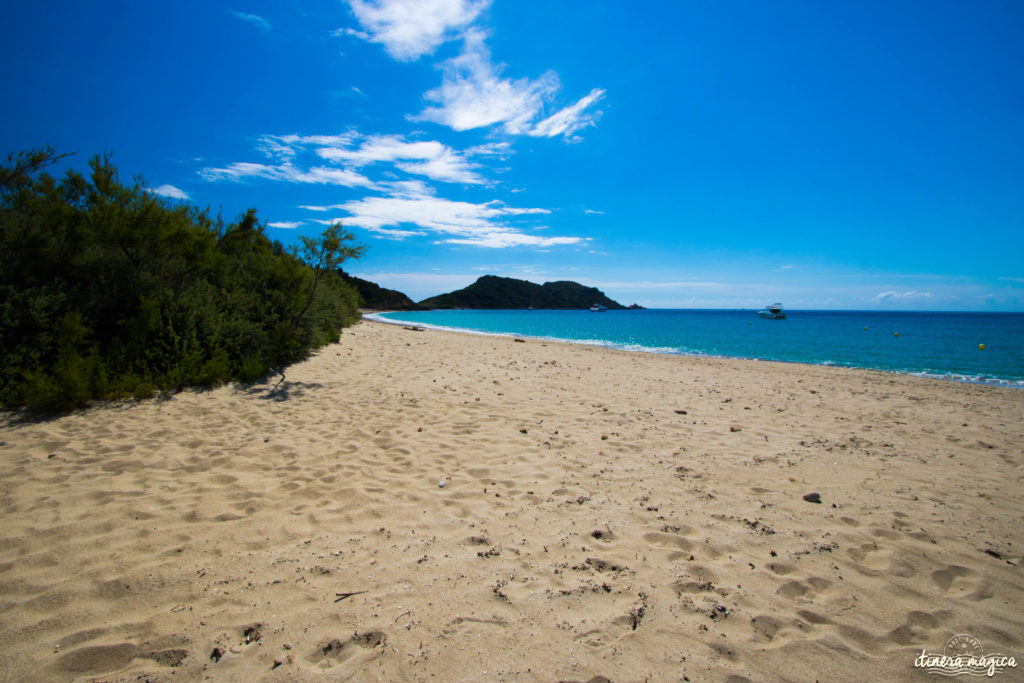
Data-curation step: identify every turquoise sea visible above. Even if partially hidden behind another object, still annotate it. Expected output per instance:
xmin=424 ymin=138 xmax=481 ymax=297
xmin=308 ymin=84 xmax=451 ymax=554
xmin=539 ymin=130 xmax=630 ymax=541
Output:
xmin=368 ymin=309 xmax=1024 ymax=387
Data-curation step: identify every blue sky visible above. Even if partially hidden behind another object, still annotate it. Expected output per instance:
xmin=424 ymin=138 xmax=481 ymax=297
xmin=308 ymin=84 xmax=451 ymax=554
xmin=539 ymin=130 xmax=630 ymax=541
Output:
xmin=2 ymin=1 xmax=1022 ymax=310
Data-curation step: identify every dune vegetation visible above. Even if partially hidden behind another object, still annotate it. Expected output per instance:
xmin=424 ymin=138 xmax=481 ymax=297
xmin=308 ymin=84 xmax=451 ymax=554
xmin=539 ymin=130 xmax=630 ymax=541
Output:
xmin=0 ymin=148 xmax=365 ymax=412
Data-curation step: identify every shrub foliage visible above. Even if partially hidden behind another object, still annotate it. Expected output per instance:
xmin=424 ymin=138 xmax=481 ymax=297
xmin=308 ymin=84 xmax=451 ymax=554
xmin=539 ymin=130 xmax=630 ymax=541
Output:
xmin=0 ymin=148 xmax=364 ymax=412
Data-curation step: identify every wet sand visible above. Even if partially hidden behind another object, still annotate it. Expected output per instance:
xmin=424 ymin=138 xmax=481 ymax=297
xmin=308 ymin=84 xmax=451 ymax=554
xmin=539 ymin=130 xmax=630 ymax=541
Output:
xmin=1 ymin=319 xmax=1021 ymax=681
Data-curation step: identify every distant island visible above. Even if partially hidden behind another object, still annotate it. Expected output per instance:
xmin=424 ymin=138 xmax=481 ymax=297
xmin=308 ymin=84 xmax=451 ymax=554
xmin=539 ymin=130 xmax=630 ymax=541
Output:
xmin=418 ymin=275 xmax=626 ymax=310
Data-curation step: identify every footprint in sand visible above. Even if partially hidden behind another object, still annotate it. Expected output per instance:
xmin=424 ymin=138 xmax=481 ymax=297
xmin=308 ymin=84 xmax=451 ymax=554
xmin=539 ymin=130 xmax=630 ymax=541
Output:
xmin=57 ymin=640 xmax=189 ymax=676
xmin=930 ymin=565 xmax=991 ymax=599
xmin=776 ymin=576 xmax=833 ymax=601
xmin=442 ymin=616 xmax=507 ymax=637
xmin=307 ymin=631 xmax=386 ymax=668
xmin=575 ymin=601 xmax=647 ymax=648
xmin=886 ymin=610 xmax=944 ymax=646
xmin=750 ymin=614 xmax=791 ymax=643
xmin=59 ymin=643 xmax=138 ymax=675
xmin=642 ymin=531 xmax=693 ymax=553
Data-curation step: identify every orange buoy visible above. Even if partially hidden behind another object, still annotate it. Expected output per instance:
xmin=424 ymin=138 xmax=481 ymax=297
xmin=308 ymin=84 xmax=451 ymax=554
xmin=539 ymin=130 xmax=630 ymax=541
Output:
xmin=978 ymin=343 xmax=986 ymax=350
xmin=893 ymin=332 xmax=899 ymax=337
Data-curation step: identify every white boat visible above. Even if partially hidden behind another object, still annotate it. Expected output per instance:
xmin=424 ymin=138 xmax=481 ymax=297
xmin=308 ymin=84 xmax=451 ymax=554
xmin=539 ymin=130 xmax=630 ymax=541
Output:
xmin=758 ymin=303 xmax=786 ymax=319
xmin=589 ymin=304 xmax=607 ymax=312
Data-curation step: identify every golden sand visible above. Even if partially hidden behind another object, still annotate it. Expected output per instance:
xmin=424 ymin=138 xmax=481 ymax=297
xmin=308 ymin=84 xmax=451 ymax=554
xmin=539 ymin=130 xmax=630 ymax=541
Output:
xmin=1 ymin=320 xmax=1021 ymax=681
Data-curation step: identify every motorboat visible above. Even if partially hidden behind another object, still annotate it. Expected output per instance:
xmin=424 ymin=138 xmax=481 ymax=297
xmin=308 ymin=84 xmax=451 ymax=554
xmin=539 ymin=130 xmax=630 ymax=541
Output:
xmin=589 ymin=304 xmax=607 ymax=312
xmin=758 ymin=303 xmax=786 ymax=319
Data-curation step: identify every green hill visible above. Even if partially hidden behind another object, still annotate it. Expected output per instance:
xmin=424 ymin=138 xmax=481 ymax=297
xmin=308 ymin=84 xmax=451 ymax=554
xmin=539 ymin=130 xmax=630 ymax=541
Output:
xmin=418 ymin=275 xmax=625 ymax=310
xmin=338 ymin=271 xmax=422 ymax=310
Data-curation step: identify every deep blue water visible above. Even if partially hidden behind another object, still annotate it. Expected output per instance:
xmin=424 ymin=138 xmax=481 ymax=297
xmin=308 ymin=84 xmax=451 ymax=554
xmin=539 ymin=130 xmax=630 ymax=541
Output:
xmin=369 ymin=309 xmax=1024 ymax=387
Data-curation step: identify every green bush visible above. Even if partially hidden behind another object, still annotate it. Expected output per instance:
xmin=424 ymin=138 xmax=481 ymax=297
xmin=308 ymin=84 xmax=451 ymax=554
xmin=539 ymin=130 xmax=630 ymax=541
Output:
xmin=0 ymin=148 xmax=365 ymax=412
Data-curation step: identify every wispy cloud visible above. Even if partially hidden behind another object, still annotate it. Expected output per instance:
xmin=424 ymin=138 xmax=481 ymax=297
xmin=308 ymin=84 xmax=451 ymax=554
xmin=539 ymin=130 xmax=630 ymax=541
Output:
xmin=526 ymin=88 xmax=605 ymax=139
xmin=267 ymin=221 xmax=303 ymax=229
xmin=149 ymin=184 xmax=190 ymax=200
xmin=340 ymin=1 xmax=604 ymax=140
xmin=231 ymin=11 xmax=271 ymax=32
xmin=341 ymin=0 xmax=488 ymax=61
xmin=464 ymin=141 xmax=512 ymax=158
xmin=875 ymin=290 xmax=935 ymax=303
xmin=414 ymin=30 xmax=555 ymax=133
xmin=413 ymin=30 xmax=603 ymax=140
xmin=308 ymin=217 xmax=423 ymax=238
xmin=583 ymin=208 xmax=604 ymax=215
xmin=199 ymin=119 xmax=586 ymax=246
xmin=200 ymin=161 xmax=378 ymax=189
xmin=212 ymin=132 xmax=489 ymax=186
xmin=314 ymin=134 xmax=486 ymax=184
xmin=299 ymin=184 xmax=580 ymax=248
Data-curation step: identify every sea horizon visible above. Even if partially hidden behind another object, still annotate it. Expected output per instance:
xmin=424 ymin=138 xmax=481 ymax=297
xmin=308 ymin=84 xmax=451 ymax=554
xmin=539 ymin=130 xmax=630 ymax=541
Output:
xmin=369 ymin=306 xmax=1024 ymax=314
xmin=368 ymin=308 xmax=1024 ymax=388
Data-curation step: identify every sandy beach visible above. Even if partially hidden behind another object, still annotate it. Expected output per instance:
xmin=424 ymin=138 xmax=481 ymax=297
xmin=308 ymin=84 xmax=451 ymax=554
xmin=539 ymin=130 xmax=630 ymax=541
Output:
xmin=0 ymin=318 xmax=1021 ymax=681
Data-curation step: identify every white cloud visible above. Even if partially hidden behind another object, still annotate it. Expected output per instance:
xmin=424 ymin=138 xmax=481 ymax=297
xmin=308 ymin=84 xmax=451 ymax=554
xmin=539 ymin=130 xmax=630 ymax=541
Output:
xmin=445 ymin=231 xmax=582 ymax=248
xmin=150 ymin=184 xmax=190 ymax=200
xmin=279 ymin=133 xmax=358 ymax=148
xmin=225 ymin=132 xmax=487 ymax=185
xmin=415 ymin=30 xmax=559 ymax=133
xmin=381 ymin=179 xmax=436 ymax=197
xmin=200 ymin=161 xmax=378 ymax=188
xmin=301 ymin=184 xmax=581 ymax=248
xmin=315 ymin=134 xmax=485 ymax=184
xmin=231 ymin=11 xmax=271 ymax=32
xmin=202 ymin=129 xmax=586 ymax=249
xmin=413 ymin=30 xmax=604 ymax=140
xmin=256 ymin=136 xmax=300 ymax=161
xmin=335 ymin=27 xmax=371 ymax=40
xmin=267 ymin=221 xmax=303 ymax=229
xmin=526 ymin=88 xmax=605 ymax=139
xmin=308 ymin=217 xmax=423 ymax=238
xmin=343 ymin=0 xmax=488 ymax=61
xmin=464 ymin=141 xmax=512 ymax=158
xmin=499 ymin=206 xmax=550 ymax=216
xmin=876 ymin=290 xmax=935 ymax=303
xmin=395 ymin=152 xmax=481 ymax=184
xmin=584 ymin=208 xmax=604 ymax=215
xmin=315 ymin=135 xmax=440 ymax=165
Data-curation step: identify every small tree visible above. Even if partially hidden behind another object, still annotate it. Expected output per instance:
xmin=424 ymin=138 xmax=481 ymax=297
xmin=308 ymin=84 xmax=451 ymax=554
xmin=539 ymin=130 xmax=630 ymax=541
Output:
xmin=293 ymin=222 xmax=365 ymax=326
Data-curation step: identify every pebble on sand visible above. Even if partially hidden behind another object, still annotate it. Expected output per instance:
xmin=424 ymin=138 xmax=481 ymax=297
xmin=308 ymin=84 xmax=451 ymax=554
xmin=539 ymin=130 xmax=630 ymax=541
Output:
xmin=803 ymin=492 xmax=822 ymax=504
xmin=438 ymin=480 xmax=447 ymax=488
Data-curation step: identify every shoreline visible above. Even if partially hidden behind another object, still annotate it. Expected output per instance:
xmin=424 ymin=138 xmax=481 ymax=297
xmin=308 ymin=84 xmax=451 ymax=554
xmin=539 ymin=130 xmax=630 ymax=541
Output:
xmin=364 ymin=311 xmax=1024 ymax=390
xmin=1 ymin=320 xmax=1021 ymax=681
